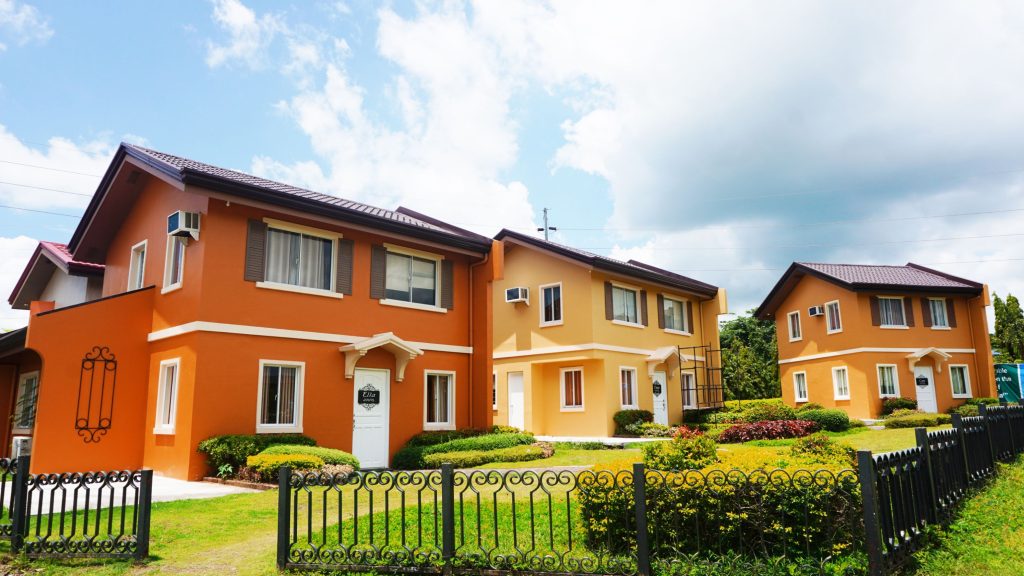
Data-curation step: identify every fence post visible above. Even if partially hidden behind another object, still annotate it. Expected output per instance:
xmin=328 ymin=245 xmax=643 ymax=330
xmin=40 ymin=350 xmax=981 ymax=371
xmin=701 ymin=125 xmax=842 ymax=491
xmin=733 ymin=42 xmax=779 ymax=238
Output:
xmin=857 ymin=451 xmax=883 ymax=576
xmin=134 ymin=469 xmax=154 ymax=560
xmin=914 ymin=428 xmax=939 ymax=523
xmin=632 ymin=463 xmax=651 ymax=576
xmin=979 ymin=404 xmax=998 ymax=466
xmin=276 ymin=466 xmax=292 ymax=570
xmin=441 ymin=463 xmax=455 ymax=572
xmin=951 ymin=413 xmax=971 ymax=485
xmin=10 ymin=456 xmax=29 ymax=553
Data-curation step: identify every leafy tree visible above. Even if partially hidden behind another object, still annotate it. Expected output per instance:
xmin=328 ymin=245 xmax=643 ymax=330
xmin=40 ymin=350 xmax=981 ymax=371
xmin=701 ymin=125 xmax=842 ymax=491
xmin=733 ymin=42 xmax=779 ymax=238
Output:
xmin=720 ymin=310 xmax=780 ymax=400
xmin=993 ymin=293 xmax=1024 ymax=363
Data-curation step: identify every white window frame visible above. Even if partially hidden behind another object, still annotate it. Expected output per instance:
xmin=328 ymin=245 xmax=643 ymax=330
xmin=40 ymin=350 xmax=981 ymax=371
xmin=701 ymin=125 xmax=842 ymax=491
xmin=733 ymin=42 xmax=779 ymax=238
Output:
xmin=793 ymin=371 xmax=808 ymax=403
xmin=539 ymin=282 xmax=564 ymax=327
xmin=681 ymin=372 xmax=697 ymax=409
xmin=876 ymin=364 xmax=900 ymax=398
xmin=878 ymin=296 xmax=908 ymax=329
xmin=256 ymin=218 xmax=342 ymax=300
xmin=832 ymin=366 xmax=850 ymax=400
xmin=12 ymin=370 xmax=39 ymax=435
xmin=787 ymin=310 xmax=802 ymax=342
xmin=128 ymin=240 xmax=147 ymax=291
xmin=256 ymin=360 xmax=305 ymax=434
xmin=559 ymin=367 xmax=585 ymax=412
xmin=610 ymin=282 xmax=643 ymax=328
xmin=423 ymin=370 xmax=456 ymax=431
xmin=825 ymin=300 xmax=842 ymax=334
xmin=162 ymin=235 xmax=187 ymax=294
xmin=950 ymin=364 xmax=972 ymax=399
xmin=380 ymin=243 xmax=447 ymax=314
xmin=154 ymin=358 xmax=180 ymax=435
xmin=662 ymin=295 xmax=690 ymax=335
xmin=619 ymin=366 xmax=638 ymax=409
xmin=929 ymin=298 xmax=950 ymax=329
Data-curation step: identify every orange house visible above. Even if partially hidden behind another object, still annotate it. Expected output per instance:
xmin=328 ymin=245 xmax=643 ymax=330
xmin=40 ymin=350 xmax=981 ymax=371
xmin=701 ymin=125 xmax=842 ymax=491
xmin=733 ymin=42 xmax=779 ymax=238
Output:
xmin=4 ymin=143 xmax=498 ymax=479
xmin=756 ymin=262 xmax=995 ymax=419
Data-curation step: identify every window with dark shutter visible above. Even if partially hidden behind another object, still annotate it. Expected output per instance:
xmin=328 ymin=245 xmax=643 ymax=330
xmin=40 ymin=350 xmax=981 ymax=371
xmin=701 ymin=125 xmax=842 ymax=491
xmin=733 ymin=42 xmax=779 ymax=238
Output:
xmin=903 ymin=298 xmax=915 ymax=327
xmin=685 ymin=301 xmax=693 ymax=333
xmin=244 ymin=220 xmax=267 ymax=282
xmin=604 ymin=282 xmax=613 ymax=320
xmin=336 ymin=239 xmax=354 ymax=295
xmin=656 ymin=294 xmax=665 ymax=329
xmin=920 ymin=297 xmax=932 ymax=327
xmin=441 ymin=260 xmax=454 ymax=310
xmin=946 ymin=299 xmax=957 ymax=328
xmin=369 ymin=245 xmax=387 ymax=299
xmin=639 ymin=290 xmax=648 ymax=326
xmin=870 ymin=296 xmax=881 ymax=326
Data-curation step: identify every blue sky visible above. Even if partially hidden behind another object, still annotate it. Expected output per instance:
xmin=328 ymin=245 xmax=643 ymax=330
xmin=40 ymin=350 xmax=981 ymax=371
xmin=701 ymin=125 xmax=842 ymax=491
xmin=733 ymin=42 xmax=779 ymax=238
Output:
xmin=1 ymin=0 xmax=1023 ymax=329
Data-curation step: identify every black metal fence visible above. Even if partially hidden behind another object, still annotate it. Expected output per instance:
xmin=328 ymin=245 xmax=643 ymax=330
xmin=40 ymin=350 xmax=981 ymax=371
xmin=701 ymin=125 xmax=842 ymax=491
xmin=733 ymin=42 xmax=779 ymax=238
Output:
xmin=0 ymin=457 xmax=152 ymax=560
xmin=858 ymin=403 xmax=1024 ymax=575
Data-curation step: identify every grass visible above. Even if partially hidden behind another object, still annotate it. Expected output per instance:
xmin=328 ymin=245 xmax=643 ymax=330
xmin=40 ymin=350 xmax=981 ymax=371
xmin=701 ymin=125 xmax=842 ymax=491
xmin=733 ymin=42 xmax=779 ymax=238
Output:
xmin=475 ymin=447 xmax=644 ymax=469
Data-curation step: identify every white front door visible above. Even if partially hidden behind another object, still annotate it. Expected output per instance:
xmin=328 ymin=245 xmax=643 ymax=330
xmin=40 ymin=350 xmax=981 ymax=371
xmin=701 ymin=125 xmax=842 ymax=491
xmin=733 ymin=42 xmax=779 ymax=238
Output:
xmin=914 ymin=366 xmax=938 ymax=414
xmin=352 ymin=368 xmax=390 ymax=468
xmin=508 ymin=372 xmax=525 ymax=430
xmin=652 ymin=371 xmax=669 ymax=426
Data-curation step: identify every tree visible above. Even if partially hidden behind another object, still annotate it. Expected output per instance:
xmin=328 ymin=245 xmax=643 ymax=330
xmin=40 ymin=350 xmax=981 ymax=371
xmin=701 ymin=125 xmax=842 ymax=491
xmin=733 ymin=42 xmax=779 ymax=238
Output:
xmin=993 ymin=293 xmax=1024 ymax=363
xmin=720 ymin=310 xmax=780 ymax=400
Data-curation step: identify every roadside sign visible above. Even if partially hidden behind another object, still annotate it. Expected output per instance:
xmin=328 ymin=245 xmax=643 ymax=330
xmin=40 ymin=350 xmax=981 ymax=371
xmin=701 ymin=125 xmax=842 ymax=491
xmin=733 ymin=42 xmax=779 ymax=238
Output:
xmin=995 ymin=364 xmax=1023 ymax=403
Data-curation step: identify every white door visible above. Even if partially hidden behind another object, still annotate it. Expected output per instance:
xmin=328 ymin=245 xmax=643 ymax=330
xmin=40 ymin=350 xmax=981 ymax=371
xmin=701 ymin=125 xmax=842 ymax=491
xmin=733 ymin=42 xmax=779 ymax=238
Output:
xmin=914 ymin=366 xmax=938 ymax=414
xmin=652 ymin=371 xmax=669 ymax=426
xmin=508 ymin=372 xmax=525 ymax=431
xmin=352 ymin=368 xmax=390 ymax=468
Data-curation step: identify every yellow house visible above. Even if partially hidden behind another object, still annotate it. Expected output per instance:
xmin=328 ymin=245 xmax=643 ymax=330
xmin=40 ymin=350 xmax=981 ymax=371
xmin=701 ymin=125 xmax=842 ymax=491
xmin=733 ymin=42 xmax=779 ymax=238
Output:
xmin=491 ymin=230 xmax=728 ymax=437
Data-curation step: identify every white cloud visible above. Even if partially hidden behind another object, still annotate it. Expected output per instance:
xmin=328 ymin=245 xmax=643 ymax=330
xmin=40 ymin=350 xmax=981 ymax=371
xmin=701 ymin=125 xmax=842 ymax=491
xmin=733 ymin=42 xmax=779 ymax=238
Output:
xmin=0 ymin=0 xmax=52 ymax=48
xmin=0 ymin=235 xmax=38 ymax=330
xmin=205 ymin=0 xmax=284 ymax=69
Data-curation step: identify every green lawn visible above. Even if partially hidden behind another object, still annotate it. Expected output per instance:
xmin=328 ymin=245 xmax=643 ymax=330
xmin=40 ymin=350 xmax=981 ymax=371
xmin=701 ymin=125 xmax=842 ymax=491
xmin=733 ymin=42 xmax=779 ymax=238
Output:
xmin=475 ymin=447 xmax=643 ymax=469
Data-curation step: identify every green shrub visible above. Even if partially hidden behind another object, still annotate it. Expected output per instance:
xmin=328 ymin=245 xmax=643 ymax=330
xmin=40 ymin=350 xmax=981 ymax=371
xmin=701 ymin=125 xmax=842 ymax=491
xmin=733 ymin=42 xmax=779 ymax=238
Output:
xmin=848 ymin=419 xmax=867 ymax=428
xmin=949 ymin=404 xmax=979 ymax=417
xmin=886 ymin=408 xmax=923 ymax=419
xmin=964 ymin=397 xmax=1001 ymax=407
xmin=421 ymin=444 xmax=546 ymax=468
xmin=197 ymin=434 xmax=316 ymax=471
xmin=625 ymin=421 xmax=674 ymax=437
xmin=723 ymin=398 xmax=786 ymax=411
xmin=796 ymin=402 xmax=825 ymax=412
xmin=260 ymin=445 xmax=359 ymax=469
xmin=642 ymin=433 xmax=719 ymax=471
xmin=741 ymin=401 xmax=797 ymax=423
xmin=653 ymin=551 xmax=866 ymax=576
xmin=613 ymin=409 xmax=654 ymax=435
xmin=881 ymin=397 xmax=917 ymax=416
xmin=245 ymin=453 xmax=323 ymax=481
xmin=789 ymin=433 xmax=855 ymax=466
xmin=490 ymin=425 xmax=525 ymax=434
xmin=797 ymin=409 xmax=850 ymax=432
xmin=402 ymin=429 xmax=487 ymax=448
xmin=393 ymin=432 xmax=535 ymax=469
xmin=884 ymin=413 xmax=953 ymax=429
xmin=553 ymin=441 xmax=613 ymax=451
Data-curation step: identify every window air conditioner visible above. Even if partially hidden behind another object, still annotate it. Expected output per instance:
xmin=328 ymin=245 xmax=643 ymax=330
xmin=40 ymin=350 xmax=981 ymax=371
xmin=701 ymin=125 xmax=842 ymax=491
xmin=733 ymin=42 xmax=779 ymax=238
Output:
xmin=11 ymin=436 xmax=31 ymax=458
xmin=808 ymin=306 xmax=825 ymax=317
xmin=167 ymin=210 xmax=201 ymax=240
xmin=505 ymin=287 xmax=529 ymax=304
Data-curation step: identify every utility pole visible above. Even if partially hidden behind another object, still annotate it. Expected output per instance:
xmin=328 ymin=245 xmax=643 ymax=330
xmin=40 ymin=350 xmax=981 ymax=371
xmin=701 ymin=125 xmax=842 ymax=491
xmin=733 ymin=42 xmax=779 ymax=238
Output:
xmin=537 ymin=207 xmax=557 ymax=241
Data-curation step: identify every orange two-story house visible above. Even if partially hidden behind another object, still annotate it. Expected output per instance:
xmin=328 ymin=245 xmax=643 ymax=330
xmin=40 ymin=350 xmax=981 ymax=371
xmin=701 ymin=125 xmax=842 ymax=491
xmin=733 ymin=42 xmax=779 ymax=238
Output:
xmin=3 ymin=144 xmax=498 ymax=479
xmin=756 ymin=262 xmax=995 ymax=419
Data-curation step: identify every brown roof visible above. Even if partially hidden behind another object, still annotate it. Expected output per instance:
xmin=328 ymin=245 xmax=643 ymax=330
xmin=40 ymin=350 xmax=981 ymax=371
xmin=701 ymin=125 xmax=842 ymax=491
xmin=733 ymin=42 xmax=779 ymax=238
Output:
xmin=8 ymin=241 xmax=105 ymax=309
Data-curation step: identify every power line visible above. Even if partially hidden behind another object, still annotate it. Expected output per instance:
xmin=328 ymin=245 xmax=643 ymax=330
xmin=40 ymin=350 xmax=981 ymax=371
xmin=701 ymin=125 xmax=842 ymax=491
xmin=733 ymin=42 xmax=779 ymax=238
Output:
xmin=0 ymin=159 xmax=101 ymax=178
xmin=578 ymin=232 xmax=1024 ymax=252
xmin=0 ymin=180 xmax=93 ymax=197
xmin=0 ymin=204 xmax=82 ymax=218
xmin=668 ymin=257 xmax=1024 ymax=273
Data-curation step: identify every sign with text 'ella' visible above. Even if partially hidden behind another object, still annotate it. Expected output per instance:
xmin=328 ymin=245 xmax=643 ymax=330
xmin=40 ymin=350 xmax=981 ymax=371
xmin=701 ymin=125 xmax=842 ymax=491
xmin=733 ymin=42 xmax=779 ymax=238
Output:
xmin=995 ymin=364 xmax=1023 ymax=403
xmin=358 ymin=385 xmax=381 ymax=411
xmin=915 ymin=377 xmax=929 ymax=387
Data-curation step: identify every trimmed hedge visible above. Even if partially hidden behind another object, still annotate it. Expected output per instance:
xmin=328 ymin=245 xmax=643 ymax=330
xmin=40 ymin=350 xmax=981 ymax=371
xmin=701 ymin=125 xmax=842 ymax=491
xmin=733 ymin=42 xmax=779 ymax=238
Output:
xmin=718 ymin=420 xmax=819 ymax=443
xmin=881 ymin=397 xmax=917 ymax=416
xmin=796 ymin=402 xmax=825 ymax=412
xmin=260 ymin=445 xmax=359 ymax=469
xmin=613 ymin=409 xmax=654 ymax=435
xmin=245 ymin=453 xmax=323 ymax=480
xmin=642 ymin=432 xmax=718 ymax=471
xmin=796 ymin=409 xmax=850 ymax=432
xmin=421 ymin=444 xmax=546 ymax=468
xmin=741 ymin=401 xmax=797 ymax=423
xmin=393 ymin=432 xmax=535 ymax=469
xmin=197 ymin=434 xmax=316 ymax=471
xmin=884 ymin=413 xmax=952 ymax=429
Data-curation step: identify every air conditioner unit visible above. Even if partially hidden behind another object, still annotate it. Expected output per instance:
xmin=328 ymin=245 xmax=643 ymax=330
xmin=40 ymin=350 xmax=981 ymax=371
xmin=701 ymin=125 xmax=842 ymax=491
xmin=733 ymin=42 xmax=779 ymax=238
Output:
xmin=167 ymin=210 xmax=201 ymax=240
xmin=11 ymin=436 xmax=31 ymax=459
xmin=505 ymin=287 xmax=529 ymax=304
xmin=808 ymin=305 xmax=825 ymax=317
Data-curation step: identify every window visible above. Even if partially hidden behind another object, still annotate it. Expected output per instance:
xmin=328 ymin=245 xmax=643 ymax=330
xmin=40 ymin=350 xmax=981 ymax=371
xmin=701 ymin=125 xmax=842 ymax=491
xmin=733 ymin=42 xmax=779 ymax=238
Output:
xmin=877 ymin=365 xmax=899 ymax=398
xmin=878 ymin=297 xmax=906 ymax=327
xmin=560 ymin=367 xmax=584 ymax=411
xmin=832 ymin=367 xmax=850 ymax=400
xmin=950 ymin=365 xmax=971 ymax=398
xmin=257 ymin=361 xmax=303 ymax=433
xmin=620 ymin=367 xmax=638 ymax=408
xmin=664 ymin=297 xmax=689 ymax=333
xmin=929 ymin=298 xmax=949 ymax=328
xmin=612 ymin=286 xmax=639 ymax=324
xmin=12 ymin=371 xmax=39 ymax=433
xmin=492 ymin=373 xmax=497 ymax=410
xmin=386 ymin=251 xmax=438 ymax=306
xmin=265 ymin=227 xmax=334 ymax=291
xmin=793 ymin=372 xmax=808 ymax=403
xmin=825 ymin=300 xmax=842 ymax=334
xmin=128 ymin=240 xmax=147 ymax=291
xmin=682 ymin=373 xmax=696 ymax=409
xmin=154 ymin=359 xmax=179 ymax=434
xmin=163 ymin=236 xmax=186 ymax=292
xmin=787 ymin=311 xmax=802 ymax=341
xmin=540 ymin=283 xmax=563 ymax=326
xmin=425 ymin=371 xmax=454 ymax=430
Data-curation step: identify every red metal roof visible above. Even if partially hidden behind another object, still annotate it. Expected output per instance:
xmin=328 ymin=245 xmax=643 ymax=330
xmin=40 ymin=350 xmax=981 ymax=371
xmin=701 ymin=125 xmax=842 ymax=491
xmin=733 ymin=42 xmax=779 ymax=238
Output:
xmin=797 ymin=262 xmax=977 ymax=290
xmin=38 ymin=241 xmax=105 ymax=272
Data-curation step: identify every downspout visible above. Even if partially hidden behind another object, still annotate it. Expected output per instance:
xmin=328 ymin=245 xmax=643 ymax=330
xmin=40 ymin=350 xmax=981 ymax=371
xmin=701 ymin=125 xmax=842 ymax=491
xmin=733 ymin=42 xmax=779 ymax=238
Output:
xmin=468 ymin=251 xmax=492 ymax=430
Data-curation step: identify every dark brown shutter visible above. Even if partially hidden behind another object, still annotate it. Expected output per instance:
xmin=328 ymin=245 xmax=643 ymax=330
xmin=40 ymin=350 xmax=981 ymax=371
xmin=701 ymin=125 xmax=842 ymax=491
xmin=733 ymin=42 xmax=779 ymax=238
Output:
xmin=369 ymin=245 xmax=387 ymax=299
xmin=947 ymin=299 xmax=957 ymax=328
xmin=870 ymin=296 xmax=881 ymax=326
xmin=920 ymin=297 xmax=932 ymax=327
xmin=335 ymin=239 xmax=354 ymax=295
xmin=903 ymin=298 xmax=915 ymax=327
xmin=440 ymin=260 xmax=454 ymax=310
xmin=604 ymin=282 xmax=613 ymax=320
xmin=686 ymin=301 xmax=694 ymax=333
xmin=244 ymin=219 xmax=267 ymax=282
xmin=639 ymin=290 xmax=648 ymax=326
xmin=656 ymin=294 xmax=665 ymax=329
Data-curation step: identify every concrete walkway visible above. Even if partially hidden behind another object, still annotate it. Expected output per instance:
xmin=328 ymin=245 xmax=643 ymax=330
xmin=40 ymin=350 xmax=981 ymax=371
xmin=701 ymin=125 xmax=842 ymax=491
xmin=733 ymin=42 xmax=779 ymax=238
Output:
xmin=21 ymin=475 xmax=256 ymax=515
xmin=535 ymin=435 xmax=666 ymax=446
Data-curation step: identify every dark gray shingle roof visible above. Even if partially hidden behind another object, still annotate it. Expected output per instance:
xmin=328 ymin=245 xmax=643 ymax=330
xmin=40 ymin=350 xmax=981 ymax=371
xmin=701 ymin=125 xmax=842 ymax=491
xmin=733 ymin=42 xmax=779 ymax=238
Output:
xmin=797 ymin=263 xmax=977 ymax=289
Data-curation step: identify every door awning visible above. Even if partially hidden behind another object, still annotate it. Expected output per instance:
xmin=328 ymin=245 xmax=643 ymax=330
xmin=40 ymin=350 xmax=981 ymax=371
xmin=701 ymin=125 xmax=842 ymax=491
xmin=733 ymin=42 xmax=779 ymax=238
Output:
xmin=646 ymin=346 xmax=679 ymax=377
xmin=906 ymin=347 xmax=952 ymax=373
xmin=339 ymin=332 xmax=424 ymax=382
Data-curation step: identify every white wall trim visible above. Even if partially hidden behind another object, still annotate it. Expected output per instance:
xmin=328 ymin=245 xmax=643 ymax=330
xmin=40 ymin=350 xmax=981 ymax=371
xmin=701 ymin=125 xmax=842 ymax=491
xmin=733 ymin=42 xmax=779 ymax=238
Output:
xmin=147 ymin=321 xmax=472 ymax=354
xmin=778 ymin=347 xmax=976 ymax=365
xmin=153 ymin=358 xmax=180 ymax=435
xmin=423 ymin=369 xmax=456 ymax=431
xmin=495 ymin=342 xmax=707 ymax=362
xmin=256 ymin=359 xmax=305 ymax=434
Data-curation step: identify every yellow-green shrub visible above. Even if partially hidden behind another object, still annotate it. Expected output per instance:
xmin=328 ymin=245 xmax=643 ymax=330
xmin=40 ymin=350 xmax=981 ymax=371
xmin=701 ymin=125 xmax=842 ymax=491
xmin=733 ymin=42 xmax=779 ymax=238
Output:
xmin=245 ymin=453 xmax=323 ymax=481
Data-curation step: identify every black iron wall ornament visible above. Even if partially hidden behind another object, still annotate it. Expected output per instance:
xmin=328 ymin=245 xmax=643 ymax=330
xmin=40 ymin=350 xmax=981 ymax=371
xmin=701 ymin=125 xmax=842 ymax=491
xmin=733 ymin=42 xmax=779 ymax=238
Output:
xmin=75 ymin=346 xmax=117 ymax=443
